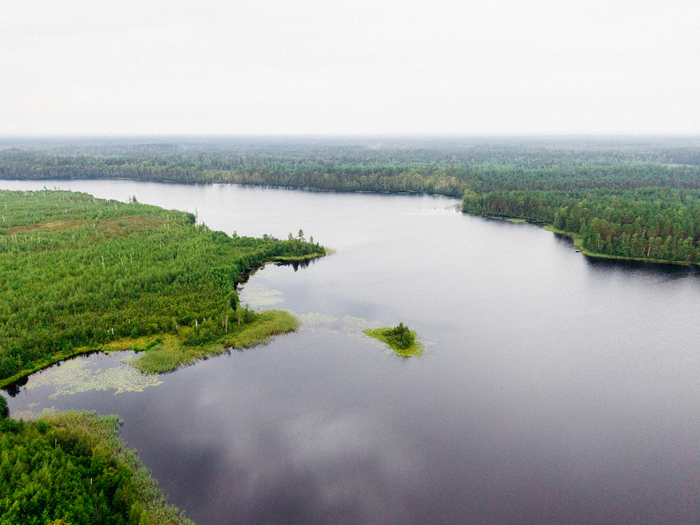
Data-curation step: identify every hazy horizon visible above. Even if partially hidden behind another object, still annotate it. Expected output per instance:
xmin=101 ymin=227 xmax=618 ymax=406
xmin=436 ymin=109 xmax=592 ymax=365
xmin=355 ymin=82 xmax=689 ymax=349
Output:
xmin=3 ymin=0 xmax=699 ymax=136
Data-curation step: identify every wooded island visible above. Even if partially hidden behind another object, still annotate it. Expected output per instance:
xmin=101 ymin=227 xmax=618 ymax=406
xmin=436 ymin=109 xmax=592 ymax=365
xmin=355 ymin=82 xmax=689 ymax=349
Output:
xmin=364 ymin=323 xmax=423 ymax=357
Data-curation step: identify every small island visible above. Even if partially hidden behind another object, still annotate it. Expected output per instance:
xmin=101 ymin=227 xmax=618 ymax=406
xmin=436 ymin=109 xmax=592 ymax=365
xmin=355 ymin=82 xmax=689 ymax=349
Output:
xmin=364 ymin=323 xmax=423 ymax=357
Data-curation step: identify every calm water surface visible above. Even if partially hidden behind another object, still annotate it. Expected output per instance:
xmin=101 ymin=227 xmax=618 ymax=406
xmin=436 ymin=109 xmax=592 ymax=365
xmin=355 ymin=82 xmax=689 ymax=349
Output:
xmin=3 ymin=180 xmax=700 ymax=524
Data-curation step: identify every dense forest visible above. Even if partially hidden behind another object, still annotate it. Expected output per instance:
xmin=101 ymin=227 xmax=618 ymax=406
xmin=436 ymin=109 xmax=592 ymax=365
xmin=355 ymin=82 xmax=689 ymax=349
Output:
xmin=0 ymin=189 xmax=323 ymax=384
xmin=0 ymin=409 xmax=192 ymax=525
xmin=3 ymin=137 xmax=700 ymax=263
xmin=463 ymin=188 xmax=700 ymax=263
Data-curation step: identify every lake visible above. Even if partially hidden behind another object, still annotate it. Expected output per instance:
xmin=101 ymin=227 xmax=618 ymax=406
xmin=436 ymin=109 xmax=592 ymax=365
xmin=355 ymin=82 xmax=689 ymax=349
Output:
xmin=3 ymin=179 xmax=700 ymax=524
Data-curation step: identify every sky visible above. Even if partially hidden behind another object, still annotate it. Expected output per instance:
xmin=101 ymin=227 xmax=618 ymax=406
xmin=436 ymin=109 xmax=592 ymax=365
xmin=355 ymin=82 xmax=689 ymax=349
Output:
xmin=1 ymin=0 xmax=699 ymax=136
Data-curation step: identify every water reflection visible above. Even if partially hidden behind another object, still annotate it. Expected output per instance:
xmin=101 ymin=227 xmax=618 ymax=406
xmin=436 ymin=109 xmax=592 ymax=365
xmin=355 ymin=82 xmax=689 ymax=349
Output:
xmin=276 ymin=257 xmax=321 ymax=272
xmin=552 ymin=231 xmax=575 ymax=246
xmin=585 ymin=255 xmax=700 ymax=279
xmin=3 ymin=374 xmax=28 ymax=397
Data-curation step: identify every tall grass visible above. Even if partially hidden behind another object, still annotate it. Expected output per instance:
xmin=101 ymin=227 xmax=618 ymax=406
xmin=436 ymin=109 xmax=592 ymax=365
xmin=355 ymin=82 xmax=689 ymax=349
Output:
xmin=129 ymin=310 xmax=299 ymax=374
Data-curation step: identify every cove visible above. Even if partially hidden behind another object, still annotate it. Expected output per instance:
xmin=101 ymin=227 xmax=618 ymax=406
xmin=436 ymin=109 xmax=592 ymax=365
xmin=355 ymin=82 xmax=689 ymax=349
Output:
xmin=3 ymin=179 xmax=700 ymax=524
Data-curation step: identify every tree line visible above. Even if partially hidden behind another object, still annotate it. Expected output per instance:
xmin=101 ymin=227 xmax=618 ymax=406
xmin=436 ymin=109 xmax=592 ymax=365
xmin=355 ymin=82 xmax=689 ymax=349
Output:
xmin=4 ymin=138 xmax=700 ymax=198
xmin=4 ymin=137 xmax=700 ymax=264
xmin=463 ymin=187 xmax=700 ymax=263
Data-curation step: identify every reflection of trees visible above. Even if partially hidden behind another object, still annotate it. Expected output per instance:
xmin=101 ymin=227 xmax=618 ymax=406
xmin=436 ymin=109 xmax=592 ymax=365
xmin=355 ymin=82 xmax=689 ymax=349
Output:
xmin=2 ymin=374 xmax=28 ymax=397
xmin=585 ymin=256 xmax=700 ymax=279
xmin=278 ymin=258 xmax=316 ymax=272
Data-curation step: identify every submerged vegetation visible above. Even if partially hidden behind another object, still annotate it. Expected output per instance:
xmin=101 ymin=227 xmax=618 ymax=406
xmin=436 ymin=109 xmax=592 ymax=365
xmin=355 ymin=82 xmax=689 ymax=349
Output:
xmin=0 ymin=189 xmax=324 ymax=386
xmin=4 ymin=136 xmax=700 ymax=264
xmin=0 ymin=411 xmax=193 ymax=525
xmin=364 ymin=323 xmax=423 ymax=357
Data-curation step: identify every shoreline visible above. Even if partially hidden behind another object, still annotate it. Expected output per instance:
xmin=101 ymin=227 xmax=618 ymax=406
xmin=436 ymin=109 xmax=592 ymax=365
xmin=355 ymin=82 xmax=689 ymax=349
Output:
xmin=474 ymin=212 xmax=699 ymax=267
xmin=0 ymin=411 xmax=195 ymax=524
xmin=1 ymin=309 xmax=301 ymax=391
xmin=0 ymin=187 xmax=330 ymax=391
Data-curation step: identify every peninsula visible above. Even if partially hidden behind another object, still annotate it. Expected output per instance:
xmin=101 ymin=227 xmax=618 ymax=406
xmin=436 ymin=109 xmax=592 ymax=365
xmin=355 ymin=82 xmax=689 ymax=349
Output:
xmin=0 ymin=189 xmax=325 ymax=387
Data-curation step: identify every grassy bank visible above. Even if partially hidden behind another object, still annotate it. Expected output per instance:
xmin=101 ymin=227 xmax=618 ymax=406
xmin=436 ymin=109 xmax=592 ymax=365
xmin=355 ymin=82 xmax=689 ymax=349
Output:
xmin=111 ymin=309 xmax=299 ymax=374
xmin=270 ymin=251 xmax=327 ymax=262
xmin=0 ymin=410 xmax=193 ymax=525
xmin=540 ymin=224 xmax=693 ymax=265
xmin=484 ymin=218 xmax=695 ymax=267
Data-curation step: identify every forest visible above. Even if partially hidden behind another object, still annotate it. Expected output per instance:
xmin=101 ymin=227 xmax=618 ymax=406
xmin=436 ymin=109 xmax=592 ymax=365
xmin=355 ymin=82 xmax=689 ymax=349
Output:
xmin=0 ymin=189 xmax=324 ymax=385
xmin=463 ymin=187 xmax=700 ymax=263
xmin=3 ymin=137 xmax=700 ymax=263
xmin=0 ymin=410 xmax=192 ymax=525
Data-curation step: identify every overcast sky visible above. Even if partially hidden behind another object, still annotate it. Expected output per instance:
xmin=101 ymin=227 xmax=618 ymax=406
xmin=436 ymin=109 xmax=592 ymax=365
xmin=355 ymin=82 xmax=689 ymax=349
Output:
xmin=1 ymin=0 xmax=699 ymax=136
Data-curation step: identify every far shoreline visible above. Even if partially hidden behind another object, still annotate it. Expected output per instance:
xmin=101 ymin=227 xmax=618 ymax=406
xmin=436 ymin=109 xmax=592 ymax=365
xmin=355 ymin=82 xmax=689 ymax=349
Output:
xmin=473 ymin=213 xmax=700 ymax=268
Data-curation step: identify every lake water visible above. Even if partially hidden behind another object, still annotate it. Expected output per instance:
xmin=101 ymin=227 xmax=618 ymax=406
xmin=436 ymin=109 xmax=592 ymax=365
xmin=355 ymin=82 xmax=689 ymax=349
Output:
xmin=3 ymin=179 xmax=700 ymax=524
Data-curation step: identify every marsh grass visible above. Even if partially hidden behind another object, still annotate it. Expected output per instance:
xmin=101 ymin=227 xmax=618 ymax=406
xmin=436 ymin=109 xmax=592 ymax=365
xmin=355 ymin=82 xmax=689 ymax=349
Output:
xmin=222 ymin=309 xmax=299 ymax=348
xmin=122 ymin=310 xmax=299 ymax=374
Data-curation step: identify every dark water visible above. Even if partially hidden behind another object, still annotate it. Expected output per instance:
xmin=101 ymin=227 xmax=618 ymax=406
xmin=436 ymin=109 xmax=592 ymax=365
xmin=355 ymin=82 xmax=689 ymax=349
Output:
xmin=4 ymin=180 xmax=700 ymax=524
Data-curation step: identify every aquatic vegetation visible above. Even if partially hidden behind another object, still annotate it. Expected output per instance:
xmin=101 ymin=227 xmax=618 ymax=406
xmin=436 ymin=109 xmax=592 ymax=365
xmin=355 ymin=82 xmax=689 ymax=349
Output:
xmin=240 ymin=282 xmax=285 ymax=307
xmin=297 ymin=313 xmax=383 ymax=338
xmin=296 ymin=313 xmax=422 ymax=355
xmin=0 ymin=411 xmax=194 ymax=525
xmin=23 ymin=357 xmax=163 ymax=399
xmin=6 ymin=403 xmax=56 ymax=421
xmin=363 ymin=324 xmax=424 ymax=357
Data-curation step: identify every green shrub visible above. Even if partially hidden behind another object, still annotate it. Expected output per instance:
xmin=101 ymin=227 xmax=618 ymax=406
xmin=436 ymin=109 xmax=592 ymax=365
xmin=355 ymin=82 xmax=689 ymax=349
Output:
xmin=385 ymin=322 xmax=414 ymax=349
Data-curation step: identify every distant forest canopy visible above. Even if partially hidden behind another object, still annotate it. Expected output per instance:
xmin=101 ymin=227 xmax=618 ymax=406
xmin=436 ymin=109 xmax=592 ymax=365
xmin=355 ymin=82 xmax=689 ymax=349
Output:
xmin=3 ymin=136 xmax=700 ymax=264
xmin=3 ymin=136 xmax=700 ymax=196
